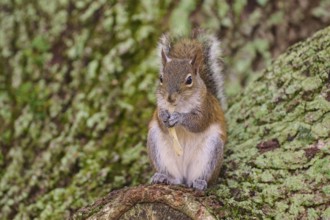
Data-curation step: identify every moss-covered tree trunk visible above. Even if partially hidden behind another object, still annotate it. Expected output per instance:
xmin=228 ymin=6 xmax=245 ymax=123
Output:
xmin=1 ymin=1 xmax=330 ymax=219
xmin=73 ymin=26 xmax=330 ymax=219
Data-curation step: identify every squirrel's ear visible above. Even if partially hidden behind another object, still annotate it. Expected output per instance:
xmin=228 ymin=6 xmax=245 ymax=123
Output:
xmin=189 ymin=54 xmax=197 ymax=66
xmin=189 ymin=54 xmax=199 ymax=74
xmin=161 ymin=49 xmax=171 ymax=66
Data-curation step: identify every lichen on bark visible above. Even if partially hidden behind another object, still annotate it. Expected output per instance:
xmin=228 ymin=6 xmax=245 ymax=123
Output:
xmin=215 ymin=26 xmax=330 ymax=219
xmin=0 ymin=1 xmax=175 ymax=219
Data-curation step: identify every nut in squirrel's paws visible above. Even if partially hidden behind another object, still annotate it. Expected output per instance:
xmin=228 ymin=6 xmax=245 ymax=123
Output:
xmin=168 ymin=112 xmax=183 ymax=127
xmin=192 ymin=179 xmax=207 ymax=190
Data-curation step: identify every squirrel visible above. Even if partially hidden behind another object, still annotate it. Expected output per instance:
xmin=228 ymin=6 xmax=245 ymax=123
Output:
xmin=147 ymin=31 xmax=227 ymax=190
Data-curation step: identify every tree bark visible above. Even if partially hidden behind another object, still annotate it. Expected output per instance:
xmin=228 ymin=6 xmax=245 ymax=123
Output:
xmin=73 ymin=27 xmax=330 ymax=219
xmin=73 ymin=184 xmax=221 ymax=220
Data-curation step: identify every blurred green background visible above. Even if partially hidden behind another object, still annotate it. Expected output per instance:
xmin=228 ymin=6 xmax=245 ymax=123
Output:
xmin=0 ymin=0 xmax=329 ymax=219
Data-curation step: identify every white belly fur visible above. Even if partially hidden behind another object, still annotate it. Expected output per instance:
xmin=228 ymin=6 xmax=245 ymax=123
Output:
xmin=152 ymin=121 xmax=223 ymax=185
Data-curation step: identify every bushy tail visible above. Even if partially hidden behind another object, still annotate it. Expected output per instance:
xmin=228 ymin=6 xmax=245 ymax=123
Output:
xmin=202 ymin=34 xmax=227 ymax=110
xmin=158 ymin=31 xmax=227 ymax=110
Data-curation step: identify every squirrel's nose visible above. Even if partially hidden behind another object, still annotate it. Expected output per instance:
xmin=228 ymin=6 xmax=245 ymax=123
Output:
xmin=167 ymin=93 xmax=177 ymax=103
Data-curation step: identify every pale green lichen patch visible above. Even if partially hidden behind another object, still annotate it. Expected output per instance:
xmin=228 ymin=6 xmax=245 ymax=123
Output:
xmin=301 ymin=76 xmax=323 ymax=92
xmin=215 ymin=26 xmax=330 ymax=219
xmin=283 ymin=175 xmax=306 ymax=191
xmin=259 ymin=170 xmax=275 ymax=183
xmin=311 ymin=117 xmax=330 ymax=138
xmin=323 ymin=207 xmax=330 ymax=219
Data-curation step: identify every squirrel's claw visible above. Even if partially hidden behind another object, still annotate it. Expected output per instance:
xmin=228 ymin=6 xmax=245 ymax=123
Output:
xmin=191 ymin=179 xmax=207 ymax=190
xmin=151 ymin=172 xmax=171 ymax=184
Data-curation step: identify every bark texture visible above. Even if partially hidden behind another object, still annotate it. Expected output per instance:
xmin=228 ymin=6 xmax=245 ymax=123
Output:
xmin=73 ymin=27 xmax=330 ymax=219
xmin=73 ymin=184 xmax=221 ymax=220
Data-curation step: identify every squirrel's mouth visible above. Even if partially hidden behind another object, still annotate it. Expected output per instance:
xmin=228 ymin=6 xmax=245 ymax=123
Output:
xmin=167 ymin=102 xmax=177 ymax=108
xmin=166 ymin=103 xmax=177 ymax=112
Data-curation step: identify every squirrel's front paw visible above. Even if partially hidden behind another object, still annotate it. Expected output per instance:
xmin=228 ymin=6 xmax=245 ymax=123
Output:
xmin=192 ymin=179 xmax=207 ymax=190
xmin=151 ymin=172 xmax=171 ymax=184
xmin=158 ymin=109 xmax=170 ymax=127
xmin=168 ymin=112 xmax=183 ymax=127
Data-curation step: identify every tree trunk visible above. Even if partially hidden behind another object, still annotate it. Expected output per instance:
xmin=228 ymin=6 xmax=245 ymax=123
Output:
xmin=73 ymin=184 xmax=221 ymax=220
xmin=1 ymin=1 xmax=329 ymax=219
xmin=73 ymin=27 xmax=330 ymax=219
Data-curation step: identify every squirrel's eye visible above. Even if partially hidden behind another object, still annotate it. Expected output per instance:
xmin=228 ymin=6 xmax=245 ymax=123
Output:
xmin=159 ymin=75 xmax=163 ymax=84
xmin=185 ymin=75 xmax=192 ymax=86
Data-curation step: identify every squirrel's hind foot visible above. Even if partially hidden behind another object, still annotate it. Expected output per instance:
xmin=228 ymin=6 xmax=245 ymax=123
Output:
xmin=151 ymin=172 xmax=173 ymax=184
xmin=191 ymin=179 xmax=207 ymax=190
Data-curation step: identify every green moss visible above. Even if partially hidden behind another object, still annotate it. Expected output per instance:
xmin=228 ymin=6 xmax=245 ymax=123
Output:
xmin=259 ymin=170 xmax=275 ymax=183
xmin=322 ymin=185 xmax=330 ymax=195
xmin=323 ymin=207 xmax=330 ymax=219
xmin=261 ymin=185 xmax=282 ymax=205
xmin=301 ymin=76 xmax=323 ymax=92
xmin=307 ymin=208 xmax=319 ymax=220
xmin=283 ymin=175 xmax=306 ymax=191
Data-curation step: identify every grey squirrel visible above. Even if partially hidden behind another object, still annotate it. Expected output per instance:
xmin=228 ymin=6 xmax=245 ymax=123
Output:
xmin=147 ymin=31 xmax=227 ymax=190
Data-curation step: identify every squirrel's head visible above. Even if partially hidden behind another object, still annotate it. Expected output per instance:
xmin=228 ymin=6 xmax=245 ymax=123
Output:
xmin=157 ymin=49 xmax=206 ymax=110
